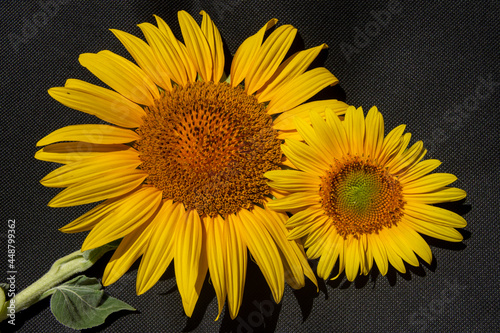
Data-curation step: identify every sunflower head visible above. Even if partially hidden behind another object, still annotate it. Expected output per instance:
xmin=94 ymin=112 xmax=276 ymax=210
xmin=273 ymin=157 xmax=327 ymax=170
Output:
xmin=33 ymin=10 xmax=352 ymax=319
xmin=266 ymin=106 xmax=467 ymax=281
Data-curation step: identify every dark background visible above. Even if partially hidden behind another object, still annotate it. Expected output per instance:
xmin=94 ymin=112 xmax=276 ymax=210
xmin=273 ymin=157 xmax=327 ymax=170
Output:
xmin=1 ymin=0 xmax=499 ymax=332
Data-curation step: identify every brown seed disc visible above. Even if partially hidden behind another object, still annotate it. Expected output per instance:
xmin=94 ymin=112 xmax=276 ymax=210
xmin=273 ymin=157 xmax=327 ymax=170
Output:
xmin=135 ymin=81 xmax=282 ymax=217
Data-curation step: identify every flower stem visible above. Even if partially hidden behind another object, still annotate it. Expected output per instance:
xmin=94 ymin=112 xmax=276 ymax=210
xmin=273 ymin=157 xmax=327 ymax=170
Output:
xmin=0 ymin=243 xmax=117 ymax=322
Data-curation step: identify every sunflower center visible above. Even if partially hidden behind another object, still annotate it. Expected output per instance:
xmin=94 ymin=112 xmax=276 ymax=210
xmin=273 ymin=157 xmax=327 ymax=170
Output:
xmin=319 ymin=156 xmax=405 ymax=238
xmin=135 ymin=81 xmax=282 ymax=218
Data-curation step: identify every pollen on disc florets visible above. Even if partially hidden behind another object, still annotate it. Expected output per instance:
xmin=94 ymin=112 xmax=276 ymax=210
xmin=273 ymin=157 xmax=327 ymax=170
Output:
xmin=135 ymin=81 xmax=282 ymax=218
xmin=319 ymin=156 xmax=405 ymax=238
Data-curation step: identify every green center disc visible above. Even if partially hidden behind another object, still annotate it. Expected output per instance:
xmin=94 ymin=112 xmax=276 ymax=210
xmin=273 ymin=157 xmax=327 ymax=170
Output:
xmin=320 ymin=158 xmax=405 ymax=238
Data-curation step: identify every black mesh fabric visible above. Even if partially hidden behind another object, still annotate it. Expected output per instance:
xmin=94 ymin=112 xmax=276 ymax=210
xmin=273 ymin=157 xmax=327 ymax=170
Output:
xmin=1 ymin=0 xmax=499 ymax=332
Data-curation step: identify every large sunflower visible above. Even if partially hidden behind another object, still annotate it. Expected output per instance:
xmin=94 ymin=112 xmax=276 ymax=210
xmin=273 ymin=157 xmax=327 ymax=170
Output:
xmin=36 ymin=11 xmax=350 ymax=318
xmin=266 ymin=106 xmax=467 ymax=281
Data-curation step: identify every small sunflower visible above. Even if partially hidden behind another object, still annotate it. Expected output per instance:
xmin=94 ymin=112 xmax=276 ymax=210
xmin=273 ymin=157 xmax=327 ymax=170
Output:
xmin=266 ymin=106 xmax=467 ymax=281
xmin=36 ymin=11 xmax=350 ymax=318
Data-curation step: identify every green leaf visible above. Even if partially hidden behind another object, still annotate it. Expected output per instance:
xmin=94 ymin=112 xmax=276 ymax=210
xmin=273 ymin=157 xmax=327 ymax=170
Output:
xmin=49 ymin=275 xmax=135 ymax=330
xmin=0 ymin=283 xmax=8 ymax=306
xmin=0 ymin=285 xmax=6 ymax=309
xmin=0 ymin=283 xmax=9 ymax=293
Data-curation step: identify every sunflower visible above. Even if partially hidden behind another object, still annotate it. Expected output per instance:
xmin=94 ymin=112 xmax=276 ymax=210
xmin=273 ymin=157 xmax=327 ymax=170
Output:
xmin=35 ymin=11 xmax=351 ymax=318
xmin=265 ymin=106 xmax=467 ymax=281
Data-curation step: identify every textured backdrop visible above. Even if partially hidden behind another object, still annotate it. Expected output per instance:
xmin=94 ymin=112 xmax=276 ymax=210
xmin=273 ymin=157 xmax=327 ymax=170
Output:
xmin=1 ymin=0 xmax=499 ymax=332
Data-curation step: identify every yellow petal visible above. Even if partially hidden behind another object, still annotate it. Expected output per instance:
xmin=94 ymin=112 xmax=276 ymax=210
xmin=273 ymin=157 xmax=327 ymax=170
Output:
xmin=49 ymin=80 xmax=146 ymax=128
xmin=282 ymin=140 xmax=328 ymax=176
xmin=287 ymin=239 xmax=318 ymax=291
xmin=59 ymin=195 xmax=127 ymax=233
xmin=153 ymin=15 xmax=177 ymax=42
xmin=277 ymin=128 xmax=308 ymax=141
xmin=110 ymin=29 xmax=172 ymax=90
xmin=254 ymin=206 xmax=317 ymax=290
xmin=403 ymin=216 xmax=464 ymax=242
xmin=395 ymin=222 xmax=433 ymax=265
xmin=273 ymin=100 xmax=349 ymax=132
xmin=364 ymin=106 xmax=384 ymax=159
xmin=308 ymin=111 xmax=346 ymax=162
xmin=266 ymin=67 xmax=338 ymax=115
xmin=35 ymin=143 xmax=133 ymax=164
xmin=102 ymin=218 xmax=155 ymax=286
xmin=303 ymin=221 xmax=328 ymax=248
xmin=331 ymin=237 xmax=346 ymax=280
xmin=305 ymin=225 xmax=332 ymax=259
xmin=316 ymin=230 xmax=342 ymax=280
xmin=225 ymin=213 xmax=247 ymax=319
xmin=154 ymin=14 xmax=179 ymax=43
xmin=200 ymin=10 xmax=224 ymax=82
xmin=344 ymin=236 xmax=361 ymax=281
xmin=99 ymin=50 xmax=160 ymax=100
xmin=403 ymin=202 xmax=467 ymax=228
xmin=184 ymin=238 xmax=208 ymax=318
xmin=293 ymin=115 xmax=334 ymax=167
xmin=230 ymin=18 xmax=277 ymax=87
xmin=204 ymin=215 xmax=226 ymax=320
xmin=382 ymin=227 xmax=419 ymax=267
xmin=404 ymin=187 xmax=466 ymax=204
xmin=389 ymin=141 xmax=426 ymax=174
xmin=178 ymin=10 xmax=213 ymax=82
xmin=343 ymin=106 xmax=365 ymax=156
xmin=238 ymin=209 xmax=284 ymax=304
xmin=360 ymin=234 xmax=371 ymax=275
xmin=399 ymin=159 xmax=442 ymax=184
xmin=403 ymin=173 xmax=458 ymax=193
xmin=48 ymin=169 xmax=147 ymax=207
xmin=368 ymin=233 xmax=388 ymax=276
xmin=325 ymin=107 xmax=350 ymax=156
xmin=79 ymin=52 xmax=156 ymax=106
xmin=269 ymin=187 xmax=291 ymax=200
xmin=138 ymin=22 xmax=190 ymax=86
xmin=37 ymin=125 xmax=139 ymax=146
xmin=288 ymin=214 xmax=328 ymax=240
xmin=244 ymin=25 xmax=297 ymax=95
xmin=377 ymin=124 xmax=406 ymax=163
xmin=81 ymin=186 xmax=162 ymax=250
xmin=137 ymin=201 xmax=183 ymax=294
xmin=267 ymin=191 xmax=319 ymax=212
xmin=389 ymin=132 xmax=412 ymax=165
xmin=155 ymin=15 xmax=199 ymax=83
xmin=382 ymin=132 xmax=412 ymax=168
xmin=265 ymin=169 xmax=321 ymax=192
xmin=378 ymin=229 xmax=406 ymax=273
xmin=256 ymin=43 xmax=328 ymax=102
xmin=385 ymin=137 xmax=418 ymax=172
xmin=285 ymin=206 xmax=324 ymax=228
xmin=174 ymin=209 xmax=203 ymax=317
xmin=41 ymin=149 xmax=141 ymax=187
